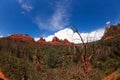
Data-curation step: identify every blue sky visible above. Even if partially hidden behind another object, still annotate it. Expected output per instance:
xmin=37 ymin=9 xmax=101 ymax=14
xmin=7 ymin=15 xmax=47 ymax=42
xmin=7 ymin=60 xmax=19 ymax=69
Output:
xmin=0 ymin=0 xmax=120 ymax=42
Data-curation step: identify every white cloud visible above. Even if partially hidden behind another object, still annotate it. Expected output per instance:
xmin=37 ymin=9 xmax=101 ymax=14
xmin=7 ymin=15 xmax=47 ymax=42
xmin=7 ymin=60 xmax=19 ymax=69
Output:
xmin=45 ymin=35 xmax=55 ymax=41
xmin=50 ymin=0 xmax=71 ymax=30
xmin=35 ymin=0 xmax=72 ymax=31
xmin=44 ymin=28 xmax=105 ymax=44
xmin=45 ymin=28 xmax=74 ymax=42
xmin=34 ymin=37 xmax=40 ymax=42
xmin=75 ymin=29 xmax=105 ymax=43
xmin=17 ymin=0 xmax=33 ymax=12
xmin=21 ymin=4 xmax=33 ymax=12
xmin=106 ymin=21 xmax=111 ymax=25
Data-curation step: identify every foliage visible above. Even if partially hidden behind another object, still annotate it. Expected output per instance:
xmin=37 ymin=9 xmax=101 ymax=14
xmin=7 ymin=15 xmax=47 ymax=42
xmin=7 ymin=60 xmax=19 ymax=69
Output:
xmin=0 ymin=37 xmax=120 ymax=80
xmin=91 ymin=37 xmax=120 ymax=76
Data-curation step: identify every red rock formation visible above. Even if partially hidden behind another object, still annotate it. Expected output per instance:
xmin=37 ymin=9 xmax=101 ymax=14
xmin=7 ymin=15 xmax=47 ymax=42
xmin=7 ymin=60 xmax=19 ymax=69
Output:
xmin=63 ymin=39 xmax=69 ymax=43
xmin=50 ymin=36 xmax=61 ymax=45
xmin=102 ymin=71 xmax=120 ymax=80
xmin=63 ymin=39 xmax=74 ymax=46
xmin=52 ymin=36 xmax=59 ymax=42
xmin=8 ymin=34 xmax=34 ymax=42
xmin=37 ymin=37 xmax=47 ymax=45
xmin=8 ymin=34 xmax=74 ymax=46
xmin=102 ymin=24 xmax=120 ymax=40
xmin=37 ymin=37 xmax=45 ymax=42
xmin=50 ymin=36 xmax=74 ymax=46
xmin=103 ymin=36 xmax=114 ymax=40
xmin=0 ymin=71 xmax=9 ymax=80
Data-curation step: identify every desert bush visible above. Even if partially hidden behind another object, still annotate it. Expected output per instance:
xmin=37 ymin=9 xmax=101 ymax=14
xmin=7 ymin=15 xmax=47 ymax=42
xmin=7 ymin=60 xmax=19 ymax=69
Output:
xmin=42 ymin=47 xmax=62 ymax=68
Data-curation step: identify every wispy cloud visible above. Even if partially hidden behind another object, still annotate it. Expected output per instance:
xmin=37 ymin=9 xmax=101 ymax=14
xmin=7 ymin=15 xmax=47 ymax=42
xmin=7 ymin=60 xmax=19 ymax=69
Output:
xmin=17 ymin=0 xmax=33 ymax=12
xmin=50 ymin=0 xmax=71 ymax=30
xmin=35 ymin=0 xmax=72 ymax=31
xmin=106 ymin=21 xmax=111 ymax=25
xmin=21 ymin=4 xmax=33 ymax=12
xmin=43 ymin=28 xmax=105 ymax=43
xmin=18 ymin=0 xmax=23 ymax=3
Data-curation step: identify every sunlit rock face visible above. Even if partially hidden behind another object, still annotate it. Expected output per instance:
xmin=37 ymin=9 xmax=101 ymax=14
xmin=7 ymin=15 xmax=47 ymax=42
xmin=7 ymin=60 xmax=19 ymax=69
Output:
xmin=0 ymin=71 xmax=9 ymax=80
xmin=50 ymin=36 xmax=74 ymax=46
xmin=102 ymin=24 xmax=120 ymax=40
xmin=8 ymin=34 xmax=74 ymax=46
xmin=8 ymin=34 xmax=34 ymax=42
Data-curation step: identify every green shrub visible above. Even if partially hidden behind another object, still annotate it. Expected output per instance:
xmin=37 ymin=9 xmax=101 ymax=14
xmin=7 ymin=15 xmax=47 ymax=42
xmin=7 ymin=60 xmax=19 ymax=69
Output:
xmin=42 ymin=47 xmax=62 ymax=68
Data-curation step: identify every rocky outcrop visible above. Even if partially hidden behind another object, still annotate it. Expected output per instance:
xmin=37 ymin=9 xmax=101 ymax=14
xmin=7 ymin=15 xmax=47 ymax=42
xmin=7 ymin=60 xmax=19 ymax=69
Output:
xmin=102 ymin=71 xmax=120 ymax=80
xmin=7 ymin=34 xmax=74 ymax=46
xmin=62 ymin=39 xmax=74 ymax=46
xmin=37 ymin=37 xmax=45 ymax=42
xmin=0 ymin=71 xmax=8 ymax=80
xmin=8 ymin=34 xmax=34 ymax=42
xmin=37 ymin=36 xmax=74 ymax=46
xmin=37 ymin=37 xmax=46 ymax=45
xmin=52 ymin=36 xmax=59 ymax=42
xmin=102 ymin=24 xmax=120 ymax=40
xmin=51 ymin=36 xmax=74 ymax=46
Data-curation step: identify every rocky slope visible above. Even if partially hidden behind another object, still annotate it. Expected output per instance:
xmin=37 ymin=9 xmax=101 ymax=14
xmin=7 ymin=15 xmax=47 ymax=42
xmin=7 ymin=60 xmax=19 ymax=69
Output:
xmin=102 ymin=24 xmax=120 ymax=40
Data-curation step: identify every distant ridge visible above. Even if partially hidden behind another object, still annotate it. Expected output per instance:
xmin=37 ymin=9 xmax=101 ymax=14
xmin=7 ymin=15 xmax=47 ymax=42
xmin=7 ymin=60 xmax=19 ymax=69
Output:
xmin=6 ymin=34 xmax=74 ymax=46
xmin=8 ymin=34 xmax=34 ymax=43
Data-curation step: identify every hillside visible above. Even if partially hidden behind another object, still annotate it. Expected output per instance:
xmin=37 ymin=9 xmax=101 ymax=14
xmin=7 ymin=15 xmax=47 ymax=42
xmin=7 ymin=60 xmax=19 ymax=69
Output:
xmin=0 ymin=24 xmax=120 ymax=80
xmin=102 ymin=24 xmax=120 ymax=40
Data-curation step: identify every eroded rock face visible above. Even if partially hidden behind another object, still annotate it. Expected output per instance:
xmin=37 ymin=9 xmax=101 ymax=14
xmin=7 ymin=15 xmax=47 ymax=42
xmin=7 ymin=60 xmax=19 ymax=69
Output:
xmin=8 ymin=34 xmax=74 ymax=46
xmin=52 ymin=36 xmax=59 ymax=42
xmin=37 ymin=37 xmax=47 ymax=45
xmin=8 ymin=34 xmax=34 ymax=42
xmin=37 ymin=36 xmax=74 ymax=46
xmin=37 ymin=37 xmax=45 ymax=42
xmin=50 ymin=36 xmax=74 ymax=46
xmin=102 ymin=24 xmax=120 ymax=40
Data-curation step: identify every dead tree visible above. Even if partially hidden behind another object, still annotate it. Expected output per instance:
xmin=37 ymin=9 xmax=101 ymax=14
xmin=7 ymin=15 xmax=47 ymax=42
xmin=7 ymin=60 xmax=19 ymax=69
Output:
xmin=71 ymin=25 xmax=92 ymax=76
xmin=71 ymin=25 xmax=87 ymax=61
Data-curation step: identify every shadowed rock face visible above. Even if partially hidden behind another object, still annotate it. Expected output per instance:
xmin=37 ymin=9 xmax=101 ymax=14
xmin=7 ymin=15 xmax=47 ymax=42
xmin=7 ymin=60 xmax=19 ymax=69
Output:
xmin=102 ymin=24 xmax=120 ymax=40
xmin=8 ymin=34 xmax=34 ymax=42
